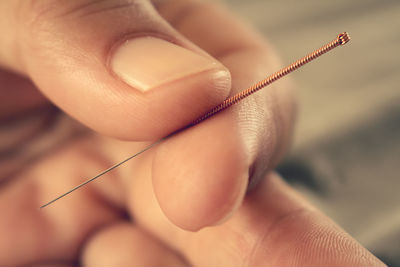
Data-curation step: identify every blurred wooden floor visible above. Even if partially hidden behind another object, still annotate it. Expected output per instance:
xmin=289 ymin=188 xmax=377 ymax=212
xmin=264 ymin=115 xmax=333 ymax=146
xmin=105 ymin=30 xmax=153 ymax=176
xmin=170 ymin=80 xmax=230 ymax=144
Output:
xmin=226 ymin=0 xmax=400 ymax=265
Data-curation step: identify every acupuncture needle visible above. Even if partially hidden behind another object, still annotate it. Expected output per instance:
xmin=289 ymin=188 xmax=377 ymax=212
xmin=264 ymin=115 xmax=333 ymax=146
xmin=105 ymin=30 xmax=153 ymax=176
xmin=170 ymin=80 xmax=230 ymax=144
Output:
xmin=40 ymin=32 xmax=350 ymax=209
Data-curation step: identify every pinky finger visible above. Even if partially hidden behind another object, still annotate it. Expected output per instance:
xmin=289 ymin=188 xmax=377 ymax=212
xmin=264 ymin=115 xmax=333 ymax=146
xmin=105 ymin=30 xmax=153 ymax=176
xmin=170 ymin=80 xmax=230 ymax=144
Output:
xmin=82 ymin=222 xmax=189 ymax=267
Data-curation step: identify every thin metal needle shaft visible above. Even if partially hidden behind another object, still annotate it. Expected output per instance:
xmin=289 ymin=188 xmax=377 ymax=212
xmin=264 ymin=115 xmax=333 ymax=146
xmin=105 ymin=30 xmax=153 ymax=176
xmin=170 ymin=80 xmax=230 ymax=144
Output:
xmin=40 ymin=139 xmax=163 ymax=208
xmin=40 ymin=32 xmax=350 ymax=209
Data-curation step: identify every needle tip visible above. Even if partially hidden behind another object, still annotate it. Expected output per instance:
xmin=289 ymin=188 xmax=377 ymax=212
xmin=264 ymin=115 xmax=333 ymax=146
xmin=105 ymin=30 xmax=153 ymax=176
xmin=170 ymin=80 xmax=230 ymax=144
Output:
xmin=40 ymin=201 xmax=52 ymax=209
xmin=338 ymin=32 xmax=350 ymax=45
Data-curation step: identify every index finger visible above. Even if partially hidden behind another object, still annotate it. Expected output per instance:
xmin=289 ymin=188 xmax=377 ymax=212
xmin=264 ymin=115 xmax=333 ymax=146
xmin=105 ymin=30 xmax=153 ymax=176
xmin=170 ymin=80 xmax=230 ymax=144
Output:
xmin=152 ymin=0 xmax=296 ymax=230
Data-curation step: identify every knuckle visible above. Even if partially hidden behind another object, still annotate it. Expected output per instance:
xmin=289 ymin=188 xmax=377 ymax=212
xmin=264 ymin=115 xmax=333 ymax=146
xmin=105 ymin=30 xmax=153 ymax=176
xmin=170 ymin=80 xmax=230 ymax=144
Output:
xmin=19 ymin=0 xmax=141 ymax=31
xmin=16 ymin=0 xmax=145 ymax=57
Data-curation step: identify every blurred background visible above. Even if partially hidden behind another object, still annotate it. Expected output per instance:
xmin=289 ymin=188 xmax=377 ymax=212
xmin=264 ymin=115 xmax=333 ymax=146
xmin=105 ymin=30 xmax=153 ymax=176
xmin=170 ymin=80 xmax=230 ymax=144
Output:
xmin=0 ymin=0 xmax=398 ymax=265
xmin=225 ymin=0 xmax=399 ymax=265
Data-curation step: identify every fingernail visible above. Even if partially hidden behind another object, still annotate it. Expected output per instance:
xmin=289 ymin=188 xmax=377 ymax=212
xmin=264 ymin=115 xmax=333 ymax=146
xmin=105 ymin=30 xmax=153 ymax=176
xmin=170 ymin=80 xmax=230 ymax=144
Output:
xmin=111 ymin=36 xmax=227 ymax=92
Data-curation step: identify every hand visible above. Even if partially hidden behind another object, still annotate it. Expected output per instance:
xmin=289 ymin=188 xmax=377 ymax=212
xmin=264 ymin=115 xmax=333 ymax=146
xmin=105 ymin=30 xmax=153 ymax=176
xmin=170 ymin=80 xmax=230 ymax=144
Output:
xmin=0 ymin=0 xmax=384 ymax=266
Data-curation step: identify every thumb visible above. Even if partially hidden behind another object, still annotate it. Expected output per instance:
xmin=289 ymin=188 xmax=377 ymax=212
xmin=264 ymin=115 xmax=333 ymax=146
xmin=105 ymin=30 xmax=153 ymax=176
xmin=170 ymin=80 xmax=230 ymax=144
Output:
xmin=1 ymin=0 xmax=231 ymax=140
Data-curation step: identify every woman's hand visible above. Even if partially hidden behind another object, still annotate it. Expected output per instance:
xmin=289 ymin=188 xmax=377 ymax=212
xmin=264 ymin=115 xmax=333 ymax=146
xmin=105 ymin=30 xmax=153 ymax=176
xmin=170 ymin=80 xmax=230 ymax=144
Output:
xmin=0 ymin=0 xmax=384 ymax=266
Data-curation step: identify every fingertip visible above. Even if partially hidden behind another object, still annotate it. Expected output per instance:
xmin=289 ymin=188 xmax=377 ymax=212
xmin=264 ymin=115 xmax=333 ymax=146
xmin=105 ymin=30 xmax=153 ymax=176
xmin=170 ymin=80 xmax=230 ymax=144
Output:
xmin=152 ymin=114 xmax=249 ymax=231
xmin=82 ymin=223 xmax=187 ymax=267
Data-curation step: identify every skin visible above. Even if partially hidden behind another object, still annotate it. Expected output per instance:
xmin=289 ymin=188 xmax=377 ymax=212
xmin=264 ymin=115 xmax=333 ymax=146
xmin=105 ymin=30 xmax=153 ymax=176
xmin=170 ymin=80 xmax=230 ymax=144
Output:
xmin=0 ymin=0 xmax=385 ymax=266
